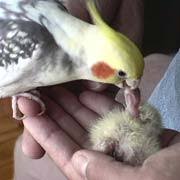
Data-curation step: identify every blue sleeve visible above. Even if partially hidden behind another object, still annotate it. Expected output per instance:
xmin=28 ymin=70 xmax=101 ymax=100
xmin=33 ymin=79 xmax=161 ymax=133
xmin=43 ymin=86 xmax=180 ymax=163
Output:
xmin=148 ymin=50 xmax=180 ymax=131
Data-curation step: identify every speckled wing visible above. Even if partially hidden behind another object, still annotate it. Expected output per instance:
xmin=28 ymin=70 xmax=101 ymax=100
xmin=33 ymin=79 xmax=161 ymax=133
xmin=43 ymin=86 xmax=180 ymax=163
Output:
xmin=0 ymin=20 xmax=50 ymax=67
xmin=0 ymin=1 xmax=75 ymax=97
xmin=0 ymin=19 xmax=58 ymax=96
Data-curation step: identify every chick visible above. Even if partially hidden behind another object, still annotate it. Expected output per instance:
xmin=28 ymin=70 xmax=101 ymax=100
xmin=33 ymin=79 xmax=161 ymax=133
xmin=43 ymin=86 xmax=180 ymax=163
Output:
xmin=89 ymin=89 xmax=162 ymax=166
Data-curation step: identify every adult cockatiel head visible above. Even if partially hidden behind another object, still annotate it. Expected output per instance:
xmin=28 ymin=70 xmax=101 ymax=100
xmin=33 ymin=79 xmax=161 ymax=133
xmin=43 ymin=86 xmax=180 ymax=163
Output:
xmin=85 ymin=0 xmax=144 ymax=89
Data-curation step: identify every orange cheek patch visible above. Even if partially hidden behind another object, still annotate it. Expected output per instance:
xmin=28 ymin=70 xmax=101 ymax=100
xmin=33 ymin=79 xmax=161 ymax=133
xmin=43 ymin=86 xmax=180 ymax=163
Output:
xmin=91 ymin=62 xmax=116 ymax=79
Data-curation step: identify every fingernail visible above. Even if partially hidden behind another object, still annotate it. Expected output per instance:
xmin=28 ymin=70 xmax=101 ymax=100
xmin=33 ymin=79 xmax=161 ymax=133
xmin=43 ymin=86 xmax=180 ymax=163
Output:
xmin=88 ymin=82 xmax=102 ymax=90
xmin=72 ymin=153 xmax=89 ymax=177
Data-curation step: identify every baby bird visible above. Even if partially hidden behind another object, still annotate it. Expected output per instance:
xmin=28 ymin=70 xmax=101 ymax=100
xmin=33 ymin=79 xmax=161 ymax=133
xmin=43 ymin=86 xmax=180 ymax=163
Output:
xmin=89 ymin=88 xmax=162 ymax=166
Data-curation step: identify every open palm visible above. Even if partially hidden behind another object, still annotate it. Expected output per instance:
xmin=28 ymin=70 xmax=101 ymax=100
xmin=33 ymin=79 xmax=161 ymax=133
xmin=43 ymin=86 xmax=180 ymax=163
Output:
xmin=18 ymin=85 xmax=180 ymax=180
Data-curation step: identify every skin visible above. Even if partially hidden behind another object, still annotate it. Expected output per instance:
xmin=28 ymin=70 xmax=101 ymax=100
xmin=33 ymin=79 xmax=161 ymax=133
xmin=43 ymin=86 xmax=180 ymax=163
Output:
xmin=16 ymin=86 xmax=180 ymax=180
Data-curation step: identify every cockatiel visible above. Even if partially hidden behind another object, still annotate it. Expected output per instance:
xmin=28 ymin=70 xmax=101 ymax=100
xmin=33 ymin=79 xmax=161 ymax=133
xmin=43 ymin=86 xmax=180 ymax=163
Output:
xmin=0 ymin=0 xmax=144 ymax=119
xmin=89 ymin=88 xmax=162 ymax=166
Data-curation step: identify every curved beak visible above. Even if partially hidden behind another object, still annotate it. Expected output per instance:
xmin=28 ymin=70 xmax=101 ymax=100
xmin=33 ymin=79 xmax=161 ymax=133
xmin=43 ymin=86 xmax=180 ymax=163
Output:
xmin=116 ymin=79 xmax=140 ymax=89
xmin=126 ymin=79 xmax=140 ymax=89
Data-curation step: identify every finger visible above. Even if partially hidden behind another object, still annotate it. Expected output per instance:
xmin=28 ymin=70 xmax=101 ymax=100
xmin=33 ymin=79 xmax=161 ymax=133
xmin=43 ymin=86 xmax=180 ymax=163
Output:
xmin=72 ymin=150 xmax=140 ymax=180
xmin=79 ymin=91 xmax=124 ymax=116
xmin=143 ymin=136 xmax=180 ymax=179
xmin=18 ymin=97 xmax=41 ymax=116
xmin=43 ymin=87 xmax=99 ymax=128
xmin=23 ymin=115 xmax=81 ymax=179
xmin=42 ymin=94 xmax=88 ymax=146
xmin=83 ymin=81 xmax=108 ymax=92
xmin=22 ymin=128 xmax=45 ymax=159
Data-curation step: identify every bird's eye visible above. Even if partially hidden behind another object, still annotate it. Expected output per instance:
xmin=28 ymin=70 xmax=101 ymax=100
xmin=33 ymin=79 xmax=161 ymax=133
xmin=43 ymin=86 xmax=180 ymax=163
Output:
xmin=118 ymin=70 xmax=126 ymax=78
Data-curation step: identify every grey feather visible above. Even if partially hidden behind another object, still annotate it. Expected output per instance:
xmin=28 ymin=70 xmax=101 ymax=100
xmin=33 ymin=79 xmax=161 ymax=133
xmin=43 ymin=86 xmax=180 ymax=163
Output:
xmin=0 ymin=0 xmax=84 ymax=97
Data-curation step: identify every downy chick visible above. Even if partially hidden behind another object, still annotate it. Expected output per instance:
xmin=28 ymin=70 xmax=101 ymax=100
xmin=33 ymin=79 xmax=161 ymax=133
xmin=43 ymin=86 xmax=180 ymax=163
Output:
xmin=89 ymin=88 xmax=162 ymax=166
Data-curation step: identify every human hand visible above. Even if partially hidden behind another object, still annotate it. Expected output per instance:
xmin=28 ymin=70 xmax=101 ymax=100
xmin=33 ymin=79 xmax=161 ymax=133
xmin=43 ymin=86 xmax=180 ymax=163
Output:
xmin=18 ymin=85 xmax=123 ymax=179
xmin=18 ymin=81 xmax=119 ymax=159
xmin=18 ymin=86 xmax=180 ymax=180
xmin=71 ymin=130 xmax=180 ymax=180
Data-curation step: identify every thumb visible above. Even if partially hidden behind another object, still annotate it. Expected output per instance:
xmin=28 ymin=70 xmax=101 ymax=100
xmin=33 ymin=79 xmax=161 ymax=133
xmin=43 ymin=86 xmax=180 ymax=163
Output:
xmin=71 ymin=150 xmax=140 ymax=180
